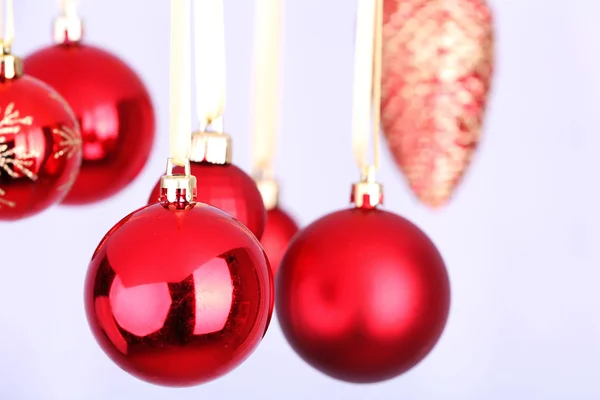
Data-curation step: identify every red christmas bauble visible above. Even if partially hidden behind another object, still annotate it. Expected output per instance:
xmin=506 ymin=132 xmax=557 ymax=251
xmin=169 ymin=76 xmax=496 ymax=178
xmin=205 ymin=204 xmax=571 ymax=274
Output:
xmin=276 ymin=207 xmax=450 ymax=383
xmin=149 ymin=163 xmax=266 ymax=239
xmin=261 ymin=207 xmax=299 ymax=275
xmin=0 ymin=75 xmax=81 ymax=220
xmin=25 ymin=43 xmax=155 ymax=204
xmin=84 ymin=200 xmax=273 ymax=387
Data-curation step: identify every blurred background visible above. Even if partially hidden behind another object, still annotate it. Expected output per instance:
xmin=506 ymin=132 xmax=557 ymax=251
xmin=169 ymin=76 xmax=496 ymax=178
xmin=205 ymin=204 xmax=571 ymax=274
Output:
xmin=2 ymin=0 xmax=599 ymax=398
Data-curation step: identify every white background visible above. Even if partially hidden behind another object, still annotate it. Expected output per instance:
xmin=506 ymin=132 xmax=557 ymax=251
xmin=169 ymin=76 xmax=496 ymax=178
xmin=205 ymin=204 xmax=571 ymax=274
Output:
xmin=2 ymin=0 xmax=599 ymax=399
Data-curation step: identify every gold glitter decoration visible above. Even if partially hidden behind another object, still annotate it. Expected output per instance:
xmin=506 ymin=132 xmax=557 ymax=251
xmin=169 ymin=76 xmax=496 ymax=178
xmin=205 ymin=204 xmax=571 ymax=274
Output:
xmin=381 ymin=0 xmax=494 ymax=207
xmin=0 ymin=187 xmax=15 ymax=208
xmin=0 ymin=103 xmax=38 ymax=182
xmin=0 ymin=102 xmax=33 ymax=135
xmin=0 ymin=136 xmax=37 ymax=181
xmin=53 ymin=125 xmax=82 ymax=159
xmin=0 ymin=103 xmax=37 ymax=208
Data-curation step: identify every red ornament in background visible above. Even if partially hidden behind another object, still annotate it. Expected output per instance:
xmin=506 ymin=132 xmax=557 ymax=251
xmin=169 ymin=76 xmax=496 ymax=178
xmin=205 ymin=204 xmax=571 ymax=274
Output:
xmin=381 ymin=0 xmax=494 ymax=207
xmin=24 ymin=12 xmax=155 ymax=204
xmin=148 ymin=133 xmax=266 ymax=239
xmin=0 ymin=52 xmax=82 ymax=220
xmin=255 ymin=179 xmax=299 ymax=275
xmin=262 ymin=208 xmax=299 ymax=275
xmin=85 ymin=164 xmax=273 ymax=387
xmin=276 ymin=182 xmax=450 ymax=383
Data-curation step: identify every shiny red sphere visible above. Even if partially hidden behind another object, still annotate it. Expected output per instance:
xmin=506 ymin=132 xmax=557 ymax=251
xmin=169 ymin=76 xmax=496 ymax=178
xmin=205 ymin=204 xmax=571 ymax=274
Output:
xmin=261 ymin=207 xmax=299 ymax=275
xmin=0 ymin=75 xmax=81 ymax=220
xmin=84 ymin=201 xmax=273 ymax=387
xmin=276 ymin=207 xmax=451 ymax=383
xmin=149 ymin=163 xmax=266 ymax=239
xmin=25 ymin=42 xmax=155 ymax=204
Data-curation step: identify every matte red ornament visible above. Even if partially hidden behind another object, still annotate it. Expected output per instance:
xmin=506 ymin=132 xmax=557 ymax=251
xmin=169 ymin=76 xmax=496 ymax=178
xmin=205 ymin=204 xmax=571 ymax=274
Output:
xmin=381 ymin=0 xmax=494 ymax=207
xmin=84 ymin=183 xmax=273 ymax=387
xmin=25 ymin=42 xmax=155 ymax=205
xmin=276 ymin=194 xmax=450 ymax=383
xmin=148 ymin=163 xmax=266 ymax=239
xmin=261 ymin=207 xmax=299 ymax=276
xmin=0 ymin=75 xmax=82 ymax=220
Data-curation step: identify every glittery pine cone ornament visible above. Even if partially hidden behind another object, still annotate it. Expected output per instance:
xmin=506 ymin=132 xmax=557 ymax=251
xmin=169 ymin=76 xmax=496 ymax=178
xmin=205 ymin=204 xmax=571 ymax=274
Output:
xmin=381 ymin=0 xmax=494 ymax=207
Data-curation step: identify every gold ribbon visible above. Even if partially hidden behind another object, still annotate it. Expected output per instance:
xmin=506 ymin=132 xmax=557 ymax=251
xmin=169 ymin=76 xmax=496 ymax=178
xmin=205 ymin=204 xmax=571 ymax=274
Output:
xmin=169 ymin=0 xmax=192 ymax=166
xmin=194 ymin=0 xmax=226 ymax=133
xmin=352 ymin=0 xmax=383 ymax=180
xmin=250 ymin=0 xmax=283 ymax=179
xmin=61 ymin=0 xmax=77 ymax=18
xmin=0 ymin=0 xmax=15 ymax=50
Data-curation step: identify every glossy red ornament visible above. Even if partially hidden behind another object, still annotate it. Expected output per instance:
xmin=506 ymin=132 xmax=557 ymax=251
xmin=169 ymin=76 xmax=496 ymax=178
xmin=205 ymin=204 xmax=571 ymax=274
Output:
xmin=84 ymin=195 xmax=273 ymax=387
xmin=381 ymin=0 xmax=494 ymax=207
xmin=276 ymin=207 xmax=450 ymax=383
xmin=148 ymin=163 xmax=266 ymax=239
xmin=261 ymin=207 xmax=299 ymax=275
xmin=0 ymin=75 xmax=81 ymax=220
xmin=25 ymin=43 xmax=155 ymax=204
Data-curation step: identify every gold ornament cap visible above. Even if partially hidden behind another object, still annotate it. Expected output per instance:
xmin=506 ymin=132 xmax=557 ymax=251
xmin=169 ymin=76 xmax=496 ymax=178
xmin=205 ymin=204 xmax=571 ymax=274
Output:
xmin=160 ymin=158 xmax=197 ymax=203
xmin=0 ymin=49 xmax=23 ymax=80
xmin=53 ymin=16 xmax=84 ymax=44
xmin=351 ymin=168 xmax=383 ymax=209
xmin=255 ymin=178 xmax=279 ymax=211
xmin=190 ymin=131 xmax=232 ymax=165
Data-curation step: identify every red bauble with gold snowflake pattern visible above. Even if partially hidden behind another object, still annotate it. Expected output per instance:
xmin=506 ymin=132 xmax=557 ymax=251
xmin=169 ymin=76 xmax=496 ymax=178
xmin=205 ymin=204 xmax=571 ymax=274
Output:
xmin=0 ymin=51 xmax=82 ymax=221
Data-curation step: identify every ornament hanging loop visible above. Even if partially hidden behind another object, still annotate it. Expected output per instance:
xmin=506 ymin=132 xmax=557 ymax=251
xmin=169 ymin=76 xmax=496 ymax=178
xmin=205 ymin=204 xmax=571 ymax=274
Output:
xmin=191 ymin=115 xmax=232 ymax=166
xmin=190 ymin=129 xmax=232 ymax=165
xmin=54 ymin=0 xmax=83 ymax=44
xmin=351 ymin=165 xmax=383 ymax=209
xmin=160 ymin=158 xmax=197 ymax=204
xmin=0 ymin=0 xmax=21 ymax=80
xmin=351 ymin=0 xmax=383 ymax=208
